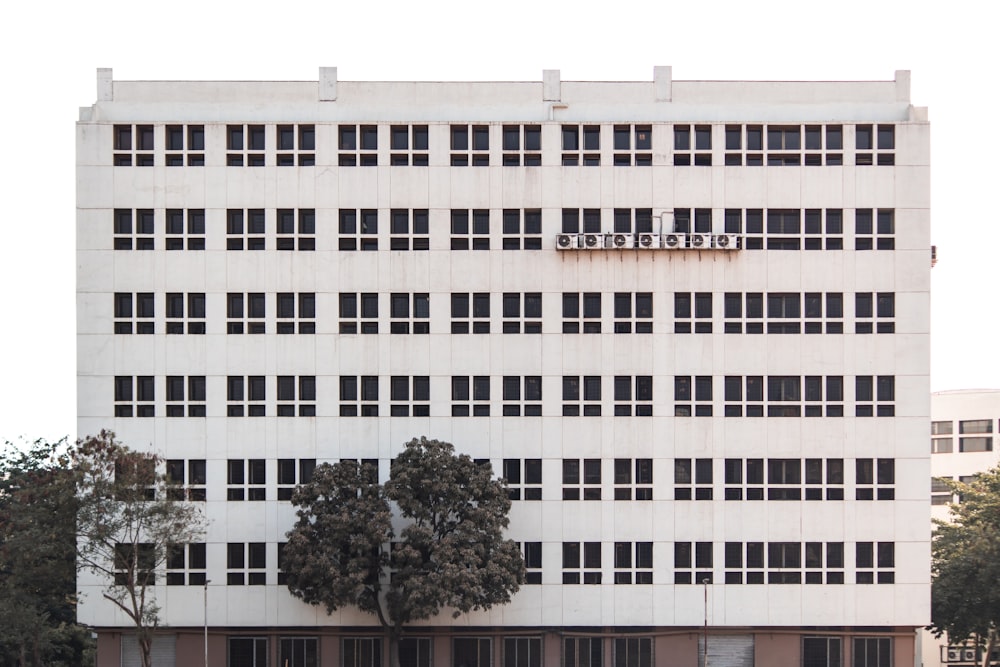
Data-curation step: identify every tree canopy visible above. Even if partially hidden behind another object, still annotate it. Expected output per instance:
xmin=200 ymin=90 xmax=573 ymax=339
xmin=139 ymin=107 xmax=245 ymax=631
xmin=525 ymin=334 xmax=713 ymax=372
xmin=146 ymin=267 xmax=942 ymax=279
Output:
xmin=282 ymin=437 xmax=524 ymax=661
xmin=931 ymin=466 xmax=1000 ymax=667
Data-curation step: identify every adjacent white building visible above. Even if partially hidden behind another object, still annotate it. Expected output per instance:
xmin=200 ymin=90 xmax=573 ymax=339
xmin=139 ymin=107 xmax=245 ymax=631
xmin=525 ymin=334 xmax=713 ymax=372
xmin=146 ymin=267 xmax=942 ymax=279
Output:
xmin=76 ymin=67 xmax=931 ymax=667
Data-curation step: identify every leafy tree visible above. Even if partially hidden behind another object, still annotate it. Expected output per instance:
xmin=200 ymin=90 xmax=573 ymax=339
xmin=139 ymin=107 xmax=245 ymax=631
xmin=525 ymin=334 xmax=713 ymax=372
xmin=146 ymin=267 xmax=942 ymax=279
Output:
xmin=283 ymin=437 xmax=525 ymax=666
xmin=75 ymin=431 xmax=206 ymax=667
xmin=931 ymin=466 xmax=1000 ymax=667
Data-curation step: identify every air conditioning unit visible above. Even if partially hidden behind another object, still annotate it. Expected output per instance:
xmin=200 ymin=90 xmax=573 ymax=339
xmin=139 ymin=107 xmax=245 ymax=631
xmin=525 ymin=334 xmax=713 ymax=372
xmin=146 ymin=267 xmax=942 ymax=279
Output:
xmin=636 ymin=233 xmax=658 ymax=249
xmin=663 ymin=233 xmax=686 ymax=249
xmin=943 ymin=647 xmax=962 ymax=663
xmin=581 ymin=233 xmax=603 ymax=249
xmin=607 ymin=233 xmax=634 ymax=249
xmin=713 ymin=234 xmax=740 ymax=250
xmin=689 ymin=233 xmax=712 ymax=249
xmin=555 ymin=234 xmax=576 ymax=250
xmin=962 ymin=648 xmax=977 ymax=663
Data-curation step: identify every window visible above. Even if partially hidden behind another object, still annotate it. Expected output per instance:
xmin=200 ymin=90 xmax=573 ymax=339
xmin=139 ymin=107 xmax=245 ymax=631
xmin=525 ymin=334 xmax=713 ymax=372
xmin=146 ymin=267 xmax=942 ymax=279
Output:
xmin=339 ymin=293 xmax=379 ymax=334
xmin=561 ymin=208 xmax=601 ymax=234
xmin=390 ymin=293 xmax=430 ymax=334
xmin=164 ymin=292 xmax=205 ymax=334
xmin=674 ymin=541 xmax=713 ymax=584
xmin=960 ymin=436 xmax=993 ymax=453
xmin=226 ymin=209 xmax=265 ymax=250
xmin=276 ymin=376 xmax=316 ymax=416
xmin=855 ymin=124 xmax=895 ymax=165
xmin=502 ymin=376 xmax=542 ymax=416
xmin=562 ymin=375 xmax=602 ymax=416
xmin=227 ymin=293 xmax=265 ymax=334
xmin=339 ymin=209 xmax=379 ymax=251
xmin=614 ymin=638 xmax=651 ymax=667
xmin=802 ymin=637 xmax=841 ymax=667
xmin=227 ymin=459 xmax=266 ymax=501
xmin=165 ymin=376 xmax=206 ymax=417
xmin=164 ymin=209 xmax=205 ymax=250
xmin=166 ymin=459 xmax=207 ymax=501
xmin=613 ymin=124 xmax=652 ymax=165
xmin=501 ymin=209 xmax=542 ymax=250
xmin=804 ymin=542 xmax=845 ymax=584
xmin=399 ymin=638 xmax=431 ymax=667
xmin=279 ymin=638 xmax=318 ymax=667
xmin=767 ymin=542 xmax=801 ymax=584
xmin=674 ymin=292 xmax=712 ymax=333
xmin=614 ymin=292 xmax=653 ymax=334
xmin=339 ymin=125 xmax=378 ymax=166
xmin=276 ymin=124 xmax=315 ymax=166
xmin=674 ymin=458 xmax=713 ymax=500
xmin=803 ymin=209 xmax=844 ymax=250
xmin=853 ymin=638 xmax=891 ymax=667
xmin=614 ymin=542 xmax=653 ymax=584
xmin=765 ymin=209 xmax=801 ymax=250
xmin=276 ymin=293 xmax=316 ymax=334
xmin=451 ymin=293 xmax=491 ymax=334
xmin=563 ymin=292 xmax=601 ymax=333
xmin=674 ymin=376 xmax=713 ymax=416
xmin=503 ymin=459 xmax=542 ymax=500
xmin=723 ymin=292 xmax=763 ymax=334
xmin=114 ymin=208 xmax=154 ymax=250
xmin=114 ymin=292 xmax=154 ymax=334
xmin=226 ymin=124 xmax=265 ymax=166
xmin=451 ymin=209 xmax=491 ymax=250
xmin=565 ymin=638 xmax=603 ymax=667
xmin=614 ymin=376 xmax=653 ymax=417
xmin=561 ymin=124 xmax=600 ymax=165
xmin=931 ymin=477 xmax=953 ymax=505
xmin=563 ymin=459 xmax=601 ymax=500
xmin=767 ymin=376 xmax=801 ymax=417
xmin=959 ymin=419 xmax=993 ymax=450
xmin=674 ymin=124 xmax=711 ymax=165
xmin=503 ymin=638 xmax=541 ymax=667
xmin=502 ymin=125 xmax=541 ymax=166
xmin=114 ymin=376 xmax=154 ymax=417
xmin=344 ymin=638 xmax=383 ymax=667
xmin=855 ymin=376 xmax=895 ymax=417
xmin=855 ymin=459 xmax=895 ymax=500
xmin=453 ymin=638 xmax=491 ymax=667
xmin=340 ymin=376 xmax=379 ymax=417
xmin=113 ymin=542 xmax=156 ymax=585
xmin=165 ymin=542 xmax=207 ymax=585
xmin=855 ymin=209 xmax=895 ymax=250
xmin=227 ymin=376 xmax=265 ymax=417
xmin=390 ymin=209 xmax=429 ymax=250
xmin=804 ymin=458 xmax=845 ymax=500
xmin=723 ymin=542 xmax=764 ymax=584
xmin=724 ymin=458 xmax=764 ymax=500
xmin=451 ymin=124 xmax=490 ymax=166
xmin=451 ymin=376 xmax=491 ymax=417
xmin=854 ymin=293 xmax=895 ymax=333
xmin=390 ymin=376 xmax=430 ymax=417
xmin=722 ymin=376 xmax=765 ymax=417
xmin=767 ymin=459 xmax=801 ymax=500
xmin=502 ymin=292 xmax=542 ymax=333
xmin=855 ymin=542 xmax=894 ymax=584
xmin=226 ymin=542 xmax=266 ymax=585
xmin=113 ymin=124 xmax=154 ymax=166
xmin=390 ymin=124 xmax=429 ymax=165
xmin=276 ymin=208 xmax=316 ymax=251
xmin=612 ymin=458 xmax=652 ymax=500
xmin=562 ymin=541 xmax=602 ymax=584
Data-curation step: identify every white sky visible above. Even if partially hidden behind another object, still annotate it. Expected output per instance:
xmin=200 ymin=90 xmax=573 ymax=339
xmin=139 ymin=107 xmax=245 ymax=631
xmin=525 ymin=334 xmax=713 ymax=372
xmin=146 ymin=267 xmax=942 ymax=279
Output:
xmin=0 ymin=0 xmax=993 ymax=442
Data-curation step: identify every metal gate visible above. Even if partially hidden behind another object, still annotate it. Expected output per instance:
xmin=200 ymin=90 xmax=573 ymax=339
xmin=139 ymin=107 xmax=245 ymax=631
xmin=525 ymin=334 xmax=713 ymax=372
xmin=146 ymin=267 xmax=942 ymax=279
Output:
xmin=698 ymin=634 xmax=754 ymax=667
xmin=121 ymin=634 xmax=176 ymax=667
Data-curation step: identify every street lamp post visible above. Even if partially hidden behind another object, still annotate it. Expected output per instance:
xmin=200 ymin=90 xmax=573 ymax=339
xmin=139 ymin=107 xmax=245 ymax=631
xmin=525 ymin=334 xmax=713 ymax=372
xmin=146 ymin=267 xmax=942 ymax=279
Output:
xmin=702 ymin=578 xmax=710 ymax=667
xmin=204 ymin=579 xmax=212 ymax=667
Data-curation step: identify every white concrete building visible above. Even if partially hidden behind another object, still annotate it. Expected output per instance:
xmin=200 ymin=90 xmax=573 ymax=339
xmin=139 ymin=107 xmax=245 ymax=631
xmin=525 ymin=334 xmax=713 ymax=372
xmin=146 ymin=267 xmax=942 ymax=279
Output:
xmin=76 ymin=67 xmax=931 ymax=667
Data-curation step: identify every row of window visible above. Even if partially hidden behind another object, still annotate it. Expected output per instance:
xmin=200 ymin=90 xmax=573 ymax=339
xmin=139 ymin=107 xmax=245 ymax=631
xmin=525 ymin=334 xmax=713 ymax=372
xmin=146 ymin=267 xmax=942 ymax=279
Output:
xmin=223 ymin=635 xmax=891 ymax=667
xmin=111 ymin=207 xmax=896 ymax=252
xmin=112 ymin=291 xmax=896 ymax=336
xmin=122 ymin=539 xmax=895 ymax=589
xmin=111 ymin=122 xmax=896 ymax=169
xmin=111 ymin=374 xmax=897 ymax=419
xmin=160 ymin=457 xmax=896 ymax=504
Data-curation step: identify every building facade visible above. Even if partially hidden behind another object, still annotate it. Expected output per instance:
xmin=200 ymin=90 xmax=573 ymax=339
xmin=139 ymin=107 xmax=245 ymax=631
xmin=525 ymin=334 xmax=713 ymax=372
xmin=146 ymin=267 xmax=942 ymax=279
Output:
xmin=76 ymin=67 xmax=931 ymax=667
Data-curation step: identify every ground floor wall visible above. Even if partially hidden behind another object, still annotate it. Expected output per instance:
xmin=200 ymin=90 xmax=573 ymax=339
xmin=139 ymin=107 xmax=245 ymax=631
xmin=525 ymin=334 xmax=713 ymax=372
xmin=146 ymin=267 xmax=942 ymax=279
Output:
xmin=95 ymin=626 xmax=918 ymax=667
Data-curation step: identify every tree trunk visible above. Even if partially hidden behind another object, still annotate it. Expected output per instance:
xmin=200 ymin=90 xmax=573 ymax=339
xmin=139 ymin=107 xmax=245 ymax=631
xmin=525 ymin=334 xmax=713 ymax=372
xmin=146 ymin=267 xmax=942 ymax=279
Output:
xmin=982 ymin=628 xmax=997 ymax=667
xmin=140 ymin=633 xmax=153 ymax=667
xmin=386 ymin=625 xmax=401 ymax=667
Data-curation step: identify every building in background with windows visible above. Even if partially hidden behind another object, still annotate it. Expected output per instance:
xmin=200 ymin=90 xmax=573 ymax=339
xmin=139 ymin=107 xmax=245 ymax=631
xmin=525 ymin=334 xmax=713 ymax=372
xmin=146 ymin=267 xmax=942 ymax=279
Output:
xmin=923 ymin=390 xmax=1000 ymax=667
xmin=77 ymin=67 xmax=930 ymax=667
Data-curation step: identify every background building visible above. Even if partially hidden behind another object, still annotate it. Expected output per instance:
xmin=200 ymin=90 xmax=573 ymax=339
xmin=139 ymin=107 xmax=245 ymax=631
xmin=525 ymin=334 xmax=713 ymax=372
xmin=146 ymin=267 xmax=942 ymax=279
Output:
xmin=76 ymin=67 xmax=931 ymax=667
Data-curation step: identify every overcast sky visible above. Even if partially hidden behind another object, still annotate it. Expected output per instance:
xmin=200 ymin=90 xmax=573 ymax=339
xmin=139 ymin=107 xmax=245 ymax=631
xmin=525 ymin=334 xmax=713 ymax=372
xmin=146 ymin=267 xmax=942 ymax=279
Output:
xmin=0 ymin=0 xmax=993 ymax=442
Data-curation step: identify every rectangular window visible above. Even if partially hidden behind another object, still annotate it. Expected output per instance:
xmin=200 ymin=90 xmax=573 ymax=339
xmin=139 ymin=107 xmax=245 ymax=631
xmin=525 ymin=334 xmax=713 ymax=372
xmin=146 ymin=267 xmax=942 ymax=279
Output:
xmin=501 ymin=209 xmax=542 ymax=250
xmin=502 ymin=292 xmax=542 ymax=334
xmin=451 ymin=293 xmax=491 ymax=334
xmin=562 ymin=458 xmax=602 ymax=501
xmin=390 ymin=208 xmax=430 ymax=250
xmin=113 ymin=208 xmax=155 ymax=250
xmin=503 ymin=638 xmax=541 ymax=667
xmin=561 ymin=124 xmax=600 ymax=165
xmin=614 ymin=292 xmax=653 ymax=334
xmin=452 ymin=638 xmax=491 ymax=667
xmin=340 ymin=376 xmax=379 ymax=417
xmin=562 ymin=542 xmax=602 ymax=584
xmin=450 ymin=209 xmax=491 ymax=250
xmin=673 ymin=542 xmax=712 ymax=584
xmin=674 ymin=376 xmax=713 ymax=417
xmin=277 ymin=459 xmax=316 ymax=501
xmin=339 ymin=125 xmax=378 ymax=166
xmin=503 ymin=459 xmax=542 ymax=500
xmin=165 ymin=542 xmax=207 ymax=585
xmin=614 ymin=542 xmax=653 ymax=584
xmin=390 ymin=125 xmax=429 ymax=165
xmin=613 ymin=458 xmax=653 ymax=500
xmin=674 ymin=458 xmax=713 ymax=500
xmin=226 ymin=542 xmax=266 ymax=585
xmin=565 ymin=638 xmax=603 ymax=667
xmin=562 ymin=376 xmax=602 ymax=416
xmin=114 ymin=376 xmax=155 ymax=418
xmin=501 ymin=125 xmax=541 ymax=166
xmin=339 ymin=209 xmax=379 ymax=251
xmin=226 ymin=459 xmax=266 ymax=501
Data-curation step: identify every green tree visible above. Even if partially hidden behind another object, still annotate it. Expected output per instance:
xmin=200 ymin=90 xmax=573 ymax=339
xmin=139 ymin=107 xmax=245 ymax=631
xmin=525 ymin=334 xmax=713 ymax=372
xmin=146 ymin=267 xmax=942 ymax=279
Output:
xmin=75 ymin=431 xmax=206 ymax=667
xmin=931 ymin=466 xmax=1000 ymax=667
xmin=282 ymin=437 xmax=525 ymax=666
xmin=0 ymin=438 xmax=93 ymax=667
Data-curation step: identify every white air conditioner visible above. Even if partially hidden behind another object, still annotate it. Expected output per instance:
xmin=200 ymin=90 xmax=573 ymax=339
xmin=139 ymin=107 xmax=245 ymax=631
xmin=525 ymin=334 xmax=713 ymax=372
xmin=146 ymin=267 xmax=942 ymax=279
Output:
xmin=962 ymin=648 xmax=977 ymax=663
xmin=944 ymin=647 xmax=962 ymax=663
xmin=663 ymin=233 xmax=686 ymax=249
xmin=689 ymin=233 xmax=712 ymax=249
xmin=636 ymin=233 xmax=658 ymax=249
xmin=582 ymin=233 xmax=603 ymax=249
xmin=607 ymin=233 xmax=634 ymax=249
xmin=555 ymin=234 xmax=575 ymax=250
xmin=713 ymin=234 xmax=740 ymax=250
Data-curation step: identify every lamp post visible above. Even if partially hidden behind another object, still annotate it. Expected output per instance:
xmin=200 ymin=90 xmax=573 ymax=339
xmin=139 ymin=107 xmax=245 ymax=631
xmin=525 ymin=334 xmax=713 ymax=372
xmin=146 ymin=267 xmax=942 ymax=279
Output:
xmin=702 ymin=578 xmax=710 ymax=667
xmin=204 ymin=579 xmax=212 ymax=667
